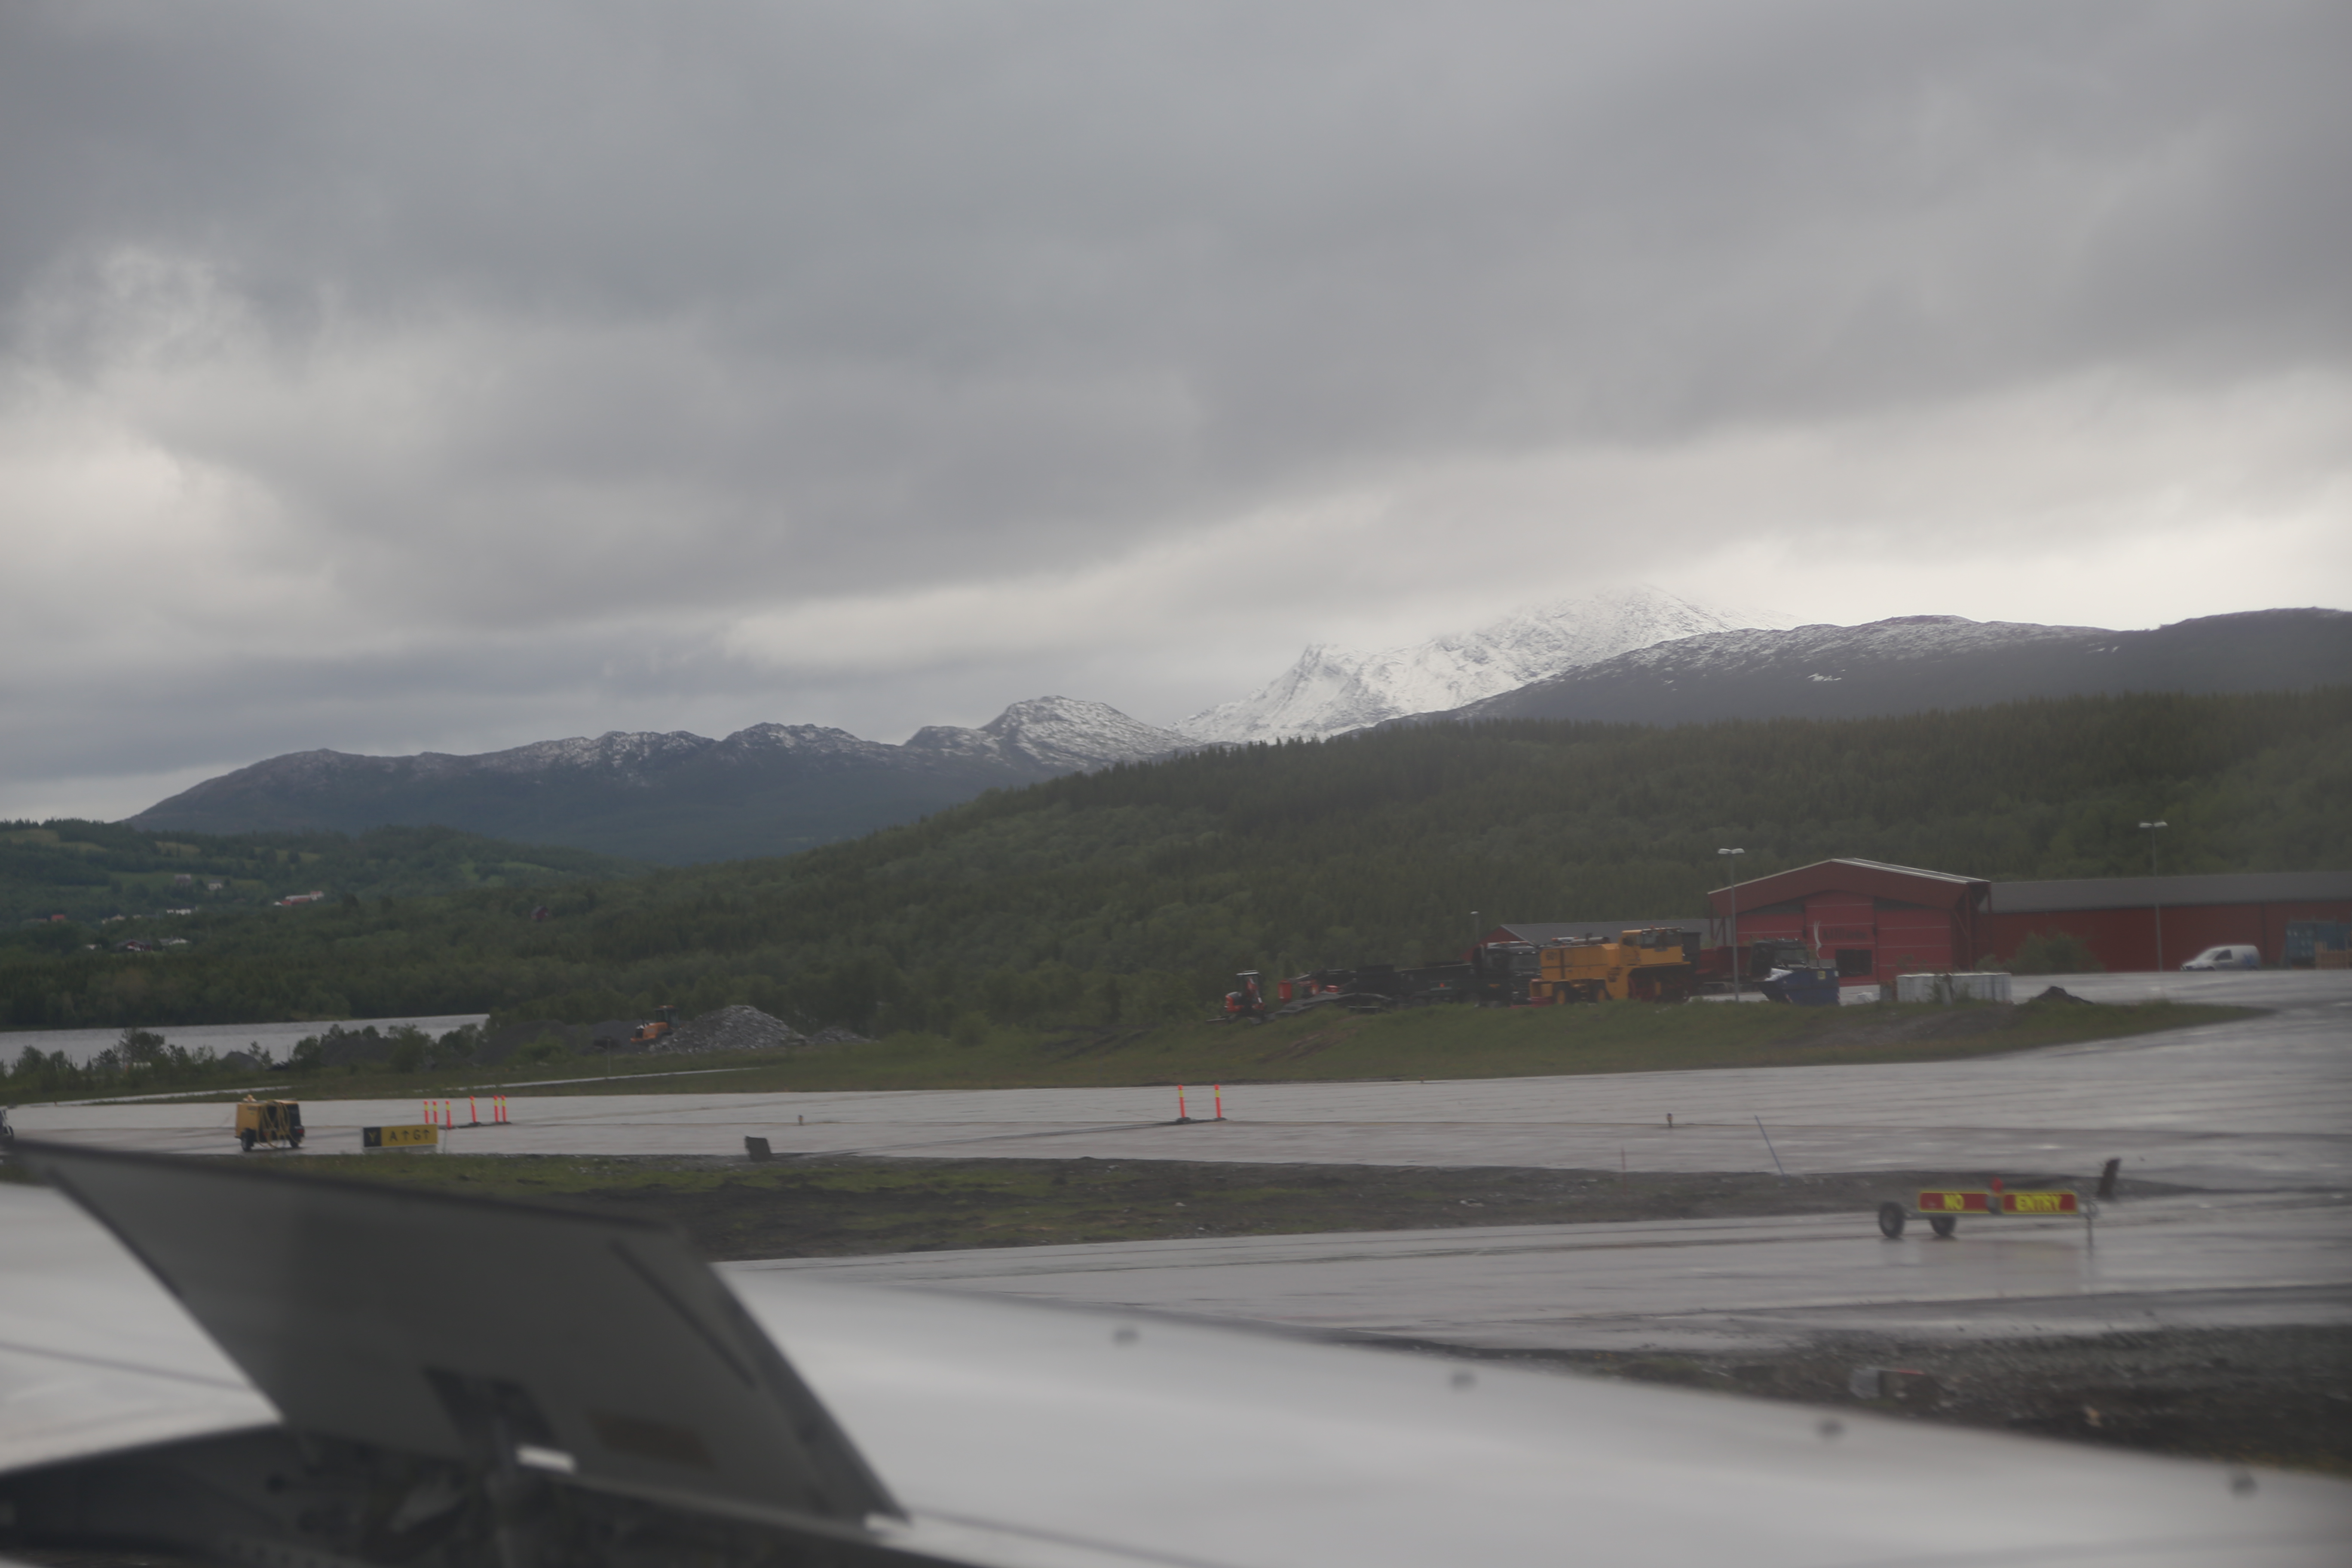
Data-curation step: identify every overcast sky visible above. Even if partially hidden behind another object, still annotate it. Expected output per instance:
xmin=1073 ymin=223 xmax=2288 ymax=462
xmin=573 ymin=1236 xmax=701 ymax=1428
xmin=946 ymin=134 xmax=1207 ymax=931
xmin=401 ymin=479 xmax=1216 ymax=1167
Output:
xmin=4 ymin=1 xmax=2347 ymax=821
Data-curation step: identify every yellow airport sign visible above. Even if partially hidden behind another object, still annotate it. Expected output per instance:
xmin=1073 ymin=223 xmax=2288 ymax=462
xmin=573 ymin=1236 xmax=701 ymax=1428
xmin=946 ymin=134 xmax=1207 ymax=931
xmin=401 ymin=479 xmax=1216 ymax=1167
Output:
xmin=362 ymin=1124 xmax=439 ymax=1149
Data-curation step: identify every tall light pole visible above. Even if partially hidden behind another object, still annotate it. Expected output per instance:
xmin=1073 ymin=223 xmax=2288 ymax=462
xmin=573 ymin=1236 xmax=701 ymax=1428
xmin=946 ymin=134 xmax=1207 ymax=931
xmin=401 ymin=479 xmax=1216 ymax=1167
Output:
xmin=2139 ymin=821 xmax=2167 ymax=974
xmin=1718 ymin=848 xmax=1746 ymax=1000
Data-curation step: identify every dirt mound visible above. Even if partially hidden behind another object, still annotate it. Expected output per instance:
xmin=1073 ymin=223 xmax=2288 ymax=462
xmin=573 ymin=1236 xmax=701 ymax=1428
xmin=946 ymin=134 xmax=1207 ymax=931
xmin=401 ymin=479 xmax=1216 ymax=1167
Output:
xmin=659 ymin=1004 xmax=809 ymax=1055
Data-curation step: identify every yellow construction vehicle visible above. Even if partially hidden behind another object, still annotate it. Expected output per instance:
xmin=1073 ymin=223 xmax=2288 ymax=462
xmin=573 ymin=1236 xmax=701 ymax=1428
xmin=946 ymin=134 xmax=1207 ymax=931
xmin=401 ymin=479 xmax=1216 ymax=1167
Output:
xmin=234 ymin=1097 xmax=304 ymax=1152
xmin=1531 ymin=928 xmax=1699 ymax=1003
xmin=631 ymin=1004 xmax=680 ymax=1046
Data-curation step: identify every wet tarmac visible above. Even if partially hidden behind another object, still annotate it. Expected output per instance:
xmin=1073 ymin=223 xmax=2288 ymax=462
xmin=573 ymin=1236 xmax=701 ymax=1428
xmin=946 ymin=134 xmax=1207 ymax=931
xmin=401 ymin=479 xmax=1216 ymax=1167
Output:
xmin=17 ymin=970 xmax=2349 ymax=1192
xmin=728 ymin=1190 xmax=2352 ymax=1354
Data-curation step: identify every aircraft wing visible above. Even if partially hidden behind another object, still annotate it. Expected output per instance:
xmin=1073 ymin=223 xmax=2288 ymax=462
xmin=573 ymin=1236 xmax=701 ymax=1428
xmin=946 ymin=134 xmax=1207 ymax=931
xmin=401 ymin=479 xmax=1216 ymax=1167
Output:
xmin=0 ymin=1179 xmax=277 ymax=1476
xmin=5 ymin=1141 xmax=2349 ymax=1568
xmin=730 ymin=1272 xmax=2352 ymax=1568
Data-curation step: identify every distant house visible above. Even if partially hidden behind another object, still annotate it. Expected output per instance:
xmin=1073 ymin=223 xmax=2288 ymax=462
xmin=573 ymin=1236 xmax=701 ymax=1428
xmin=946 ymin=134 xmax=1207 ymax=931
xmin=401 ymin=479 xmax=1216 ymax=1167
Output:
xmin=275 ymin=891 xmax=328 ymax=906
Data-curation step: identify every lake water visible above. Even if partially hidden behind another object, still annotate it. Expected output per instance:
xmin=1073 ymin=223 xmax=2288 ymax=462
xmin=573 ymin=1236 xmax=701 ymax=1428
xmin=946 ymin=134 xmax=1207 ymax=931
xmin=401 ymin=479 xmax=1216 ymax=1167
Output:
xmin=1 ymin=1014 xmax=491 ymax=1070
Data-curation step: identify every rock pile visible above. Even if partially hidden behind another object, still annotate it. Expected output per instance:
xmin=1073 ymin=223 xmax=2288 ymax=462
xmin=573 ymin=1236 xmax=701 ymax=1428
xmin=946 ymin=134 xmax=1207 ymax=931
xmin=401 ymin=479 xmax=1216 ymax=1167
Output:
xmin=659 ymin=1004 xmax=810 ymax=1055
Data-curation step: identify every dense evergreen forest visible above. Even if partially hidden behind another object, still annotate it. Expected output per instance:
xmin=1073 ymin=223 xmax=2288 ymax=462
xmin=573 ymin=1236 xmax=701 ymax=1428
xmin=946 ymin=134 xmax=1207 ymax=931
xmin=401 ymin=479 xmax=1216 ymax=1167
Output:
xmin=0 ymin=821 xmax=643 ymax=926
xmin=4 ymin=688 xmax=2345 ymax=1041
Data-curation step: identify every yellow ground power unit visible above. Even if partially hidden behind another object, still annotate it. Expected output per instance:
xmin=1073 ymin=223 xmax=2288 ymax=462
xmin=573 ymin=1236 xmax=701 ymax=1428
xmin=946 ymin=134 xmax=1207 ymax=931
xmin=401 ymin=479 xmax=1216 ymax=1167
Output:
xmin=233 ymin=1098 xmax=303 ymax=1152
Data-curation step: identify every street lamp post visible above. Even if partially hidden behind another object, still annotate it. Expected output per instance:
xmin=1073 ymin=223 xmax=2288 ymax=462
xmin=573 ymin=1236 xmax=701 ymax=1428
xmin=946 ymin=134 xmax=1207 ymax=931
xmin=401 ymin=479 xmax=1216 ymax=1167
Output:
xmin=2139 ymin=821 xmax=2168 ymax=974
xmin=1718 ymin=848 xmax=1746 ymax=1000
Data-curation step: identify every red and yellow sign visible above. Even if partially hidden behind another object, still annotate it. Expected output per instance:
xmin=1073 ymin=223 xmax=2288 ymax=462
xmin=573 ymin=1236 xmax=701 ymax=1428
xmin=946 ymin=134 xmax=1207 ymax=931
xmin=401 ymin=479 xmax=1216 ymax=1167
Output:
xmin=1917 ymin=1190 xmax=1992 ymax=1213
xmin=1999 ymin=1190 xmax=2079 ymax=1215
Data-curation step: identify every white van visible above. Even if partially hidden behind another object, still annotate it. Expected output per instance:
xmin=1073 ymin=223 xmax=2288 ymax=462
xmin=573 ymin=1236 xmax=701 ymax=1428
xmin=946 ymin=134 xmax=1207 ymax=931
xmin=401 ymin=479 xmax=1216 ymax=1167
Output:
xmin=2180 ymin=944 xmax=2261 ymax=971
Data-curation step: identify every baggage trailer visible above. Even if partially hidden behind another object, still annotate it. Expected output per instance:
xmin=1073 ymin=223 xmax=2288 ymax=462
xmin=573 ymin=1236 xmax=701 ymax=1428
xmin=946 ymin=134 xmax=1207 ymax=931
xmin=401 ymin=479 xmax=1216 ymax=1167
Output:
xmin=1877 ymin=1185 xmax=2095 ymax=1243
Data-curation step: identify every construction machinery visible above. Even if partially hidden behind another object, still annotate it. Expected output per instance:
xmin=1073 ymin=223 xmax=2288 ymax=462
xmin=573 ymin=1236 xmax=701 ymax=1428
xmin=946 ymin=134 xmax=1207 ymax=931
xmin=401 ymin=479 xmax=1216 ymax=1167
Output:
xmin=631 ymin=1004 xmax=680 ymax=1046
xmin=1530 ymin=928 xmax=1700 ymax=1003
xmin=1467 ymin=940 xmax=1540 ymax=1005
xmin=1221 ymin=971 xmax=1269 ymax=1023
xmin=1271 ymin=940 xmax=1545 ymax=1015
xmin=233 ymin=1097 xmax=303 ymax=1152
xmin=1758 ymin=963 xmax=1841 ymax=1005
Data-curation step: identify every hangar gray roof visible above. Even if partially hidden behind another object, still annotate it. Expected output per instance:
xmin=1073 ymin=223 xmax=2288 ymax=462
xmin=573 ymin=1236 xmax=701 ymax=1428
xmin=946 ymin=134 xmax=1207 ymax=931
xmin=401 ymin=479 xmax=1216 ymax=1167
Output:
xmin=1494 ymin=920 xmax=1703 ymax=945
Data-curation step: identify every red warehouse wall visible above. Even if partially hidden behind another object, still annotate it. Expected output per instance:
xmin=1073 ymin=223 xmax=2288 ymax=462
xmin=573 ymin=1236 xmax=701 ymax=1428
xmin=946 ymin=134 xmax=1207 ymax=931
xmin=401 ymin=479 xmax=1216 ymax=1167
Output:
xmin=1976 ymin=898 xmax=2352 ymax=972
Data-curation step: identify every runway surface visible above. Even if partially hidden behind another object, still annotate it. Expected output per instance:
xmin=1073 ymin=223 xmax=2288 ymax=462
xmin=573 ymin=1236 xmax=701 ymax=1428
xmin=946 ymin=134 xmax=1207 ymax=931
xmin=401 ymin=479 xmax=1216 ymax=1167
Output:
xmin=730 ymin=1190 xmax=2352 ymax=1353
xmin=15 ymin=970 xmax=2350 ymax=1191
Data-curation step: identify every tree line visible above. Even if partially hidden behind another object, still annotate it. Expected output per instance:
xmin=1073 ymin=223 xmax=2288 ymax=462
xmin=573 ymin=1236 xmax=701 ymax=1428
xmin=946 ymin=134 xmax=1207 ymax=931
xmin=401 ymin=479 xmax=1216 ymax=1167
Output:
xmin=3 ymin=687 xmax=2343 ymax=1041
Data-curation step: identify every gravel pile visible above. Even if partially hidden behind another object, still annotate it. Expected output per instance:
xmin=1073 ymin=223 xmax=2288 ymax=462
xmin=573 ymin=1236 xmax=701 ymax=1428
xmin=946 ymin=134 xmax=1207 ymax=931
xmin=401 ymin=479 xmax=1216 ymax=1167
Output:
xmin=658 ymin=1004 xmax=810 ymax=1055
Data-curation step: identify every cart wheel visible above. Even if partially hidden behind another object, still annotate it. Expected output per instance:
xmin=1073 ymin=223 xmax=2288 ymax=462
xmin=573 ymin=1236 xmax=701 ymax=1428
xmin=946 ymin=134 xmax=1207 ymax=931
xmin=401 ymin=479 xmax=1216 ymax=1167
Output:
xmin=1877 ymin=1201 xmax=1907 ymax=1238
xmin=239 ymin=1129 xmax=257 ymax=1152
xmin=288 ymin=1129 xmax=304 ymax=1148
xmin=1929 ymin=1216 xmax=1957 ymax=1239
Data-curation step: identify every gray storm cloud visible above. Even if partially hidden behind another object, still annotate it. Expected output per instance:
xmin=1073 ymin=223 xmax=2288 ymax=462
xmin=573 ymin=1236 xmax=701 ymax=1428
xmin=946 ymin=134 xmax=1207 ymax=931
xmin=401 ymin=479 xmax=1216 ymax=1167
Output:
xmin=2 ymin=1 xmax=2348 ymax=817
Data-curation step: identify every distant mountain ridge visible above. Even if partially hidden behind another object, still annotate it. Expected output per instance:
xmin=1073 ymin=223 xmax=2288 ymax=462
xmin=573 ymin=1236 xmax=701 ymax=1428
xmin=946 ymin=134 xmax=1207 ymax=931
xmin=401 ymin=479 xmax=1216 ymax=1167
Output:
xmin=129 ymin=697 xmax=1189 ymax=864
xmin=1176 ymin=585 xmax=1796 ymax=743
xmin=1415 ymin=608 xmax=2352 ymax=726
xmin=125 ymin=609 xmax=2352 ymax=867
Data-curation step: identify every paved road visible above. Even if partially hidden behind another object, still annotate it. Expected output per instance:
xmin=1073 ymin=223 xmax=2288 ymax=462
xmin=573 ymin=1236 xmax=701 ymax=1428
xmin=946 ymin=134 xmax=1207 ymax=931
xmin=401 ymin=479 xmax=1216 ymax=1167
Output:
xmin=730 ymin=1190 xmax=2352 ymax=1353
xmin=18 ymin=970 xmax=2348 ymax=1190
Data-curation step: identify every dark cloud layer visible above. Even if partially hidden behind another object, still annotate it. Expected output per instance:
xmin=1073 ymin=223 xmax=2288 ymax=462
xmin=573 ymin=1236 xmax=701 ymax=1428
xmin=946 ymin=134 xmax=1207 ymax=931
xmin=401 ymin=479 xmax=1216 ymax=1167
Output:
xmin=3 ymin=2 xmax=2347 ymax=816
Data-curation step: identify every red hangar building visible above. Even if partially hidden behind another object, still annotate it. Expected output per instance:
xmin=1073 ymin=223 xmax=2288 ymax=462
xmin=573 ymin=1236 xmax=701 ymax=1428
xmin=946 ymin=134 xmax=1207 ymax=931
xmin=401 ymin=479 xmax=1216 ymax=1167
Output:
xmin=1704 ymin=858 xmax=2352 ymax=983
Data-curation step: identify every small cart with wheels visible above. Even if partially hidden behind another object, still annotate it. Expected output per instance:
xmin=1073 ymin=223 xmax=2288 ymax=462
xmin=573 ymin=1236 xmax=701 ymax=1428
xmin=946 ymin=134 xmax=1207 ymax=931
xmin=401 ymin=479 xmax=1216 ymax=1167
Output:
xmin=234 ymin=1096 xmax=303 ymax=1152
xmin=1878 ymin=1186 xmax=2095 ymax=1244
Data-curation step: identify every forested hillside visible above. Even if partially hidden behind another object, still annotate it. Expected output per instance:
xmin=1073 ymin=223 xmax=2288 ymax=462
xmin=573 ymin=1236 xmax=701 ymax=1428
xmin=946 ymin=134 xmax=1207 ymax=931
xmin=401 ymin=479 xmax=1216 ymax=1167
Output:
xmin=0 ymin=821 xmax=643 ymax=926
xmin=5 ymin=688 xmax=2344 ymax=1038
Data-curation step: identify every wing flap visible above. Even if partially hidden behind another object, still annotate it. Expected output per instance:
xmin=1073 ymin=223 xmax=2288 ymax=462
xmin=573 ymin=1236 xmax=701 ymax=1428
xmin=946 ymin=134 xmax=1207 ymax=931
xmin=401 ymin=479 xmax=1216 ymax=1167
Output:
xmin=15 ymin=1141 xmax=894 ymax=1529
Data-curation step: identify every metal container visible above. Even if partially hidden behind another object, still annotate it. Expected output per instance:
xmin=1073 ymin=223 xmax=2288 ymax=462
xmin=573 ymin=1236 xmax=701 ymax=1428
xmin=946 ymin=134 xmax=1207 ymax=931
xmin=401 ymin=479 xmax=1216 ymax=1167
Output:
xmin=1893 ymin=971 xmax=2014 ymax=1004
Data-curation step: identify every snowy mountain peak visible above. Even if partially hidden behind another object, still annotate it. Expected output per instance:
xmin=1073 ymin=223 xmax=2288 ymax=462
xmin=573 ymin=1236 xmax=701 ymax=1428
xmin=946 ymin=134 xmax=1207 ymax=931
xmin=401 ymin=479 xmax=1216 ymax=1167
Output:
xmin=905 ymin=695 xmax=1189 ymax=774
xmin=721 ymin=723 xmax=892 ymax=760
xmin=1176 ymin=585 xmax=1796 ymax=743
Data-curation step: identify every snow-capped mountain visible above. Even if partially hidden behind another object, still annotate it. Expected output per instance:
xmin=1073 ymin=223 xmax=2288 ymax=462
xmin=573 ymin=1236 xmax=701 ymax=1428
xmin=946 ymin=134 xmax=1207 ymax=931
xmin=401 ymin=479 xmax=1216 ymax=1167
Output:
xmin=1428 ymin=608 xmax=2352 ymax=726
xmin=1176 ymin=585 xmax=1796 ymax=743
xmin=129 ymin=697 xmax=1189 ymax=863
xmin=903 ymin=697 xmax=1188 ymax=773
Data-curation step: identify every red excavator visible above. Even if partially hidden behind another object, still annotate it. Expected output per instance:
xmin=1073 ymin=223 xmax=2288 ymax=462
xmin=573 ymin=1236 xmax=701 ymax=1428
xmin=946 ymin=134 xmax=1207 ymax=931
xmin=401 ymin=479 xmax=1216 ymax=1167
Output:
xmin=1221 ymin=971 xmax=1268 ymax=1023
